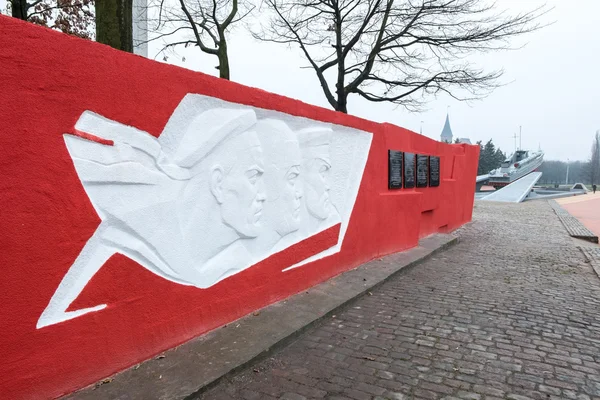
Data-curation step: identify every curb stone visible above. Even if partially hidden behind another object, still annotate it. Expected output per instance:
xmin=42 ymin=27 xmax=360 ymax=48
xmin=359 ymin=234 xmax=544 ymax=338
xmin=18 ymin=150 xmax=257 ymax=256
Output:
xmin=578 ymin=246 xmax=600 ymax=279
xmin=549 ymin=200 xmax=598 ymax=243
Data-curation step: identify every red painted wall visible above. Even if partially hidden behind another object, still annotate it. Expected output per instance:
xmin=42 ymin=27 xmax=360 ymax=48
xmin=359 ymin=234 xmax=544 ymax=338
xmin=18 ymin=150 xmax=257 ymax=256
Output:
xmin=0 ymin=16 xmax=478 ymax=399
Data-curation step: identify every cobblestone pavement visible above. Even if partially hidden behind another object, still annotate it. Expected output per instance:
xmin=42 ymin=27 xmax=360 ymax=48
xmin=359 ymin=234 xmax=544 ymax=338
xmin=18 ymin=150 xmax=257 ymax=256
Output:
xmin=199 ymin=201 xmax=600 ymax=400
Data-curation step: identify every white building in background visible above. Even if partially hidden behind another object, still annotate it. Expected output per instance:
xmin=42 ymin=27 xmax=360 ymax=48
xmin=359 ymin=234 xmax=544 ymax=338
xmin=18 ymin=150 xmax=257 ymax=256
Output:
xmin=133 ymin=0 xmax=148 ymax=57
xmin=439 ymin=114 xmax=471 ymax=144
xmin=440 ymin=114 xmax=453 ymax=143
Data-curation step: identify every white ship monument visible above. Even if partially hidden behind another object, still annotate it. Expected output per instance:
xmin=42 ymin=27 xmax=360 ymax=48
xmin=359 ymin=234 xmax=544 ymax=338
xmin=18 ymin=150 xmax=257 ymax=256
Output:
xmin=437 ymin=117 xmax=586 ymax=203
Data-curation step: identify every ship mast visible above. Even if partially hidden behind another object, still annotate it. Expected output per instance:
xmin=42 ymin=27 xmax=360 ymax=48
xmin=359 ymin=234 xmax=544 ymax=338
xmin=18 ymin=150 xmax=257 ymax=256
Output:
xmin=519 ymin=126 xmax=522 ymax=151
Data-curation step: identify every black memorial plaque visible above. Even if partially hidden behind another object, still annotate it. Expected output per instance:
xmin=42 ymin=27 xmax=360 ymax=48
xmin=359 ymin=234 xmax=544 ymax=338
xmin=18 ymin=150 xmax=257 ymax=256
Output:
xmin=388 ymin=150 xmax=403 ymax=189
xmin=416 ymin=154 xmax=429 ymax=188
xmin=404 ymin=152 xmax=416 ymax=188
xmin=429 ymin=156 xmax=440 ymax=187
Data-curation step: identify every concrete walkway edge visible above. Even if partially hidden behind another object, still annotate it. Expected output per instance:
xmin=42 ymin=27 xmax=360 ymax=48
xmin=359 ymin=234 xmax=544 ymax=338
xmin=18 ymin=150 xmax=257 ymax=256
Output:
xmin=68 ymin=233 xmax=459 ymax=400
xmin=549 ymin=200 xmax=599 ymax=243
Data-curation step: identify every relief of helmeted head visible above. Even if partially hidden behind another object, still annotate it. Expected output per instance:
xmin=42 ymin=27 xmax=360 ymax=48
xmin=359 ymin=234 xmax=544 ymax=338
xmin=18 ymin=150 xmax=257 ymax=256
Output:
xmin=173 ymin=108 xmax=267 ymax=239
xmin=209 ymin=130 xmax=266 ymax=238
xmin=297 ymin=127 xmax=333 ymax=221
xmin=255 ymin=119 xmax=303 ymax=237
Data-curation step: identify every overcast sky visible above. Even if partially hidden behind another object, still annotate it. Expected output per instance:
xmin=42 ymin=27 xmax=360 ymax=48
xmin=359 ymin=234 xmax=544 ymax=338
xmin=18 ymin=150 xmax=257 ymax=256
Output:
xmin=2 ymin=0 xmax=598 ymax=161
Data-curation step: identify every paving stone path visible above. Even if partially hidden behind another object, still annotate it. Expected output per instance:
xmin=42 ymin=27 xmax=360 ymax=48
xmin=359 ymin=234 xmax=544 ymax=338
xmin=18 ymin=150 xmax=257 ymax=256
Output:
xmin=199 ymin=201 xmax=600 ymax=400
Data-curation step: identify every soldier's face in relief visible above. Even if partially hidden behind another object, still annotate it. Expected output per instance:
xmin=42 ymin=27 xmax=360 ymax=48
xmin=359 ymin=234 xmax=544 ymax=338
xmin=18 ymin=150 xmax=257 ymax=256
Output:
xmin=213 ymin=132 xmax=266 ymax=238
xmin=303 ymin=156 xmax=332 ymax=220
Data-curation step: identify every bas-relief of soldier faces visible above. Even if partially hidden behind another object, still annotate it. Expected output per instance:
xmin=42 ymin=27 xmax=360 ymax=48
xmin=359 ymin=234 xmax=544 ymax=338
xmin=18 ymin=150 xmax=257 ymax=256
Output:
xmin=193 ymin=118 xmax=334 ymax=260
xmin=37 ymin=94 xmax=371 ymax=328
xmin=254 ymin=119 xmax=303 ymax=239
xmin=298 ymin=128 xmax=335 ymax=224
xmin=208 ymin=128 xmax=267 ymax=239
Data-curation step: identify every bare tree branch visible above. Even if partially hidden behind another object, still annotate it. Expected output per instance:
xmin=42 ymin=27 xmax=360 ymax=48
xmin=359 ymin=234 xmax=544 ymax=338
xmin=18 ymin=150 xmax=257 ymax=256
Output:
xmin=178 ymin=0 xmax=218 ymax=54
xmin=254 ymin=0 xmax=552 ymax=113
xmin=257 ymin=0 xmax=338 ymax=108
xmin=27 ymin=2 xmax=84 ymax=19
xmin=9 ymin=0 xmax=95 ymax=40
xmin=27 ymin=0 xmax=43 ymax=9
xmin=222 ymin=0 xmax=238 ymax=28
xmin=147 ymin=0 xmax=253 ymax=79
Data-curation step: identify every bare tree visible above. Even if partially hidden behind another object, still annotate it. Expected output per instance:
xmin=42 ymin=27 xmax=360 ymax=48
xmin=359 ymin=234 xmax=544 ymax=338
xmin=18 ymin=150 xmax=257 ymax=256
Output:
xmin=5 ymin=0 xmax=95 ymax=39
xmin=587 ymin=130 xmax=600 ymax=186
xmin=255 ymin=0 xmax=549 ymax=113
xmin=147 ymin=0 xmax=253 ymax=79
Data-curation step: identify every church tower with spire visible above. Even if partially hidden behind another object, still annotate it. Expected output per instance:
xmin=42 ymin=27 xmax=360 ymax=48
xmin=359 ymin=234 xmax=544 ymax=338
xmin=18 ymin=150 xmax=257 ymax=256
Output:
xmin=440 ymin=114 xmax=453 ymax=143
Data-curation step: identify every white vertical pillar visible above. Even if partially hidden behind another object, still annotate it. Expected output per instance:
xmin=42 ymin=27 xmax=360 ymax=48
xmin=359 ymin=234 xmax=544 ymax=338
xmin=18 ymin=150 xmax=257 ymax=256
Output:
xmin=133 ymin=0 xmax=148 ymax=57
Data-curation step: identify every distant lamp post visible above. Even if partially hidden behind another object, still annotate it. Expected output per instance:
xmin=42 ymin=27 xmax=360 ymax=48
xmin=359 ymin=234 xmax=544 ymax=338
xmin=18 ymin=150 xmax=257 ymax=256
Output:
xmin=566 ymin=158 xmax=570 ymax=185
